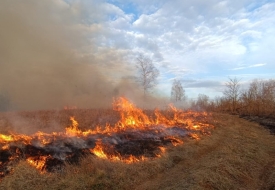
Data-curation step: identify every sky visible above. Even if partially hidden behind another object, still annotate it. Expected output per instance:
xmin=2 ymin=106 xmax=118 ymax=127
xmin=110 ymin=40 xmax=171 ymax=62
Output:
xmin=62 ymin=0 xmax=275 ymax=99
xmin=1 ymin=0 xmax=275 ymax=111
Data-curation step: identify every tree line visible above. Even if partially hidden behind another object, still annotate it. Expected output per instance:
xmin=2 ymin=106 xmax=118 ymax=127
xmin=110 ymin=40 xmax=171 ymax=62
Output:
xmin=191 ymin=77 xmax=275 ymax=118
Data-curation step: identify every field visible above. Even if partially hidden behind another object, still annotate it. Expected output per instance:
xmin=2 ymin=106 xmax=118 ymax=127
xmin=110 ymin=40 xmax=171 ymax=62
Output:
xmin=0 ymin=108 xmax=275 ymax=190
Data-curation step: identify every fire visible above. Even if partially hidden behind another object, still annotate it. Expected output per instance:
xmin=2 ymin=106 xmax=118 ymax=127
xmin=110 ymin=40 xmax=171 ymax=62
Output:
xmin=90 ymin=142 xmax=108 ymax=159
xmin=168 ymin=137 xmax=183 ymax=146
xmin=89 ymin=141 xmax=148 ymax=163
xmin=0 ymin=97 xmax=214 ymax=177
xmin=27 ymin=156 xmax=48 ymax=171
xmin=190 ymin=134 xmax=200 ymax=140
xmin=113 ymin=97 xmax=151 ymax=129
xmin=0 ymin=134 xmax=13 ymax=142
xmin=65 ymin=116 xmax=81 ymax=136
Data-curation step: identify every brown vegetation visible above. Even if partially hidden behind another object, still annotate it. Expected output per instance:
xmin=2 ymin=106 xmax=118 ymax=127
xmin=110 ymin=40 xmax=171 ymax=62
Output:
xmin=191 ymin=78 xmax=275 ymax=133
xmin=0 ymin=109 xmax=274 ymax=189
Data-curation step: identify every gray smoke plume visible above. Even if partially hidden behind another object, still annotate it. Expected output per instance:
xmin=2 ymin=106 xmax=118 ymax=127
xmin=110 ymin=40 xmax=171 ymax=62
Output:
xmin=0 ymin=0 xmax=120 ymax=110
xmin=0 ymin=0 xmax=168 ymax=111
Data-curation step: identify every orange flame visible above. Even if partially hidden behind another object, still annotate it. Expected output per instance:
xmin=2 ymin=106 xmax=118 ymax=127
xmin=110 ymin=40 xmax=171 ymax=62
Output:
xmin=65 ymin=116 xmax=82 ymax=136
xmin=27 ymin=156 xmax=48 ymax=171
xmin=0 ymin=97 xmax=214 ymax=172
xmin=113 ymin=97 xmax=151 ymax=129
xmin=90 ymin=142 xmax=108 ymax=159
xmin=0 ymin=134 xmax=13 ymax=142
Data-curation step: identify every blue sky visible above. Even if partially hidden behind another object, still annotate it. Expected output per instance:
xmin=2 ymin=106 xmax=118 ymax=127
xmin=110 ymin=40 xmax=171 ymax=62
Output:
xmin=61 ymin=0 xmax=275 ymax=99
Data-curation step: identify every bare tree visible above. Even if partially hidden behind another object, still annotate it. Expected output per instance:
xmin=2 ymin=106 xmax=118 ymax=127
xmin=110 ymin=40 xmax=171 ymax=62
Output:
xmin=171 ymin=79 xmax=185 ymax=102
xmin=223 ymin=77 xmax=241 ymax=113
xmin=210 ymin=78 xmax=275 ymax=117
xmin=239 ymin=79 xmax=275 ymax=117
xmin=193 ymin=94 xmax=210 ymax=111
xmin=135 ymin=54 xmax=159 ymax=96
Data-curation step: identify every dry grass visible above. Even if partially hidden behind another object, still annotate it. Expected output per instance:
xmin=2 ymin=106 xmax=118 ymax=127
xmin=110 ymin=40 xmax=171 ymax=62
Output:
xmin=0 ymin=110 xmax=275 ymax=190
xmin=135 ymin=114 xmax=275 ymax=190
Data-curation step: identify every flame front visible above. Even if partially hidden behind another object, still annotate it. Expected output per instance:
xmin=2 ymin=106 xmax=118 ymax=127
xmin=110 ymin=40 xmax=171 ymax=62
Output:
xmin=90 ymin=142 xmax=109 ymax=159
xmin=66 ymin=116 xmax=81 ymax=136
xmin=0 ymin=97 xmax=214 ymax=175
xmin=113 ymin=97 xmax=151 ymax=129
xmin=27 ymin=156 xmax=49 ymax=171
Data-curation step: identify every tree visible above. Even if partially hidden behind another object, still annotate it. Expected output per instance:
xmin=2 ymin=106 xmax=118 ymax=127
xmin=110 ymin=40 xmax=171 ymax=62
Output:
xmin=135 ymin=54 xmax=159 ymax=96
xmin=171 ymin=79 xmax=185 ymax=102
xmin=239 ymin=79 xmax=275 ymax=117
xmin=192 ymin=94 xmax=210 ymax=111
xmin=223 ymin=77 xmax=241 ymax=113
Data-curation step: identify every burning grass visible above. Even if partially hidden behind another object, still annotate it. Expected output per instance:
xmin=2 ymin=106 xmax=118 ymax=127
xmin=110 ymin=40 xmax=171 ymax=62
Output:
xmin=0 ymin=98 xmax=213 ymax=177
xmin=0 ymin=98 xmax=275 ymax=189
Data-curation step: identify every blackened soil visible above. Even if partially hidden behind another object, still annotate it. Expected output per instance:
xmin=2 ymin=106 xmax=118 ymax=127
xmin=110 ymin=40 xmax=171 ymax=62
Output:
xmin=239 ymin=115 xmax=275 ymax=134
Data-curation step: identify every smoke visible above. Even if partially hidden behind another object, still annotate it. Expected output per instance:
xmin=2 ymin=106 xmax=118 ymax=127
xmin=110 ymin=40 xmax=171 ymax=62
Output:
xmin=0 ymin=0 xmax=167 ymax=111
xmin=0 ymin=0 xmax=117 ymax=110
xmin=113 ymin=77 xmax=169 ymax=109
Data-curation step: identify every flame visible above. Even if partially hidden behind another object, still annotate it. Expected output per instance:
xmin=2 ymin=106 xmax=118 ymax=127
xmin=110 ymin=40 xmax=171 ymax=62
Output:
xmin=78 ymin=97 xmax=213 ymax=163
xmin=159 ymin=146 xmax=166 ymax=153
xmin=169 ymin=137 xmax=183 ymax=146
xmin=65 ymin=116 xmax=81 ymax=136
xmin=156 ymin=146 xmax=166 ymax=157
xmin=0 ymin=97 xmax=214 ymax=174
xmin=0 ymin=134 xmax=13 ymax=142
xmin=113 ymin=97 xmax=151 ymax=129
xmin=89 ymin=142 xmax=144 ymax=163
xmin=90 ymin=142 xmax=108 ymax=159
xmin=27 ymin=156 xmax=48 ymax=171
xmin=190 ymin=134 xmax=200 ymax=140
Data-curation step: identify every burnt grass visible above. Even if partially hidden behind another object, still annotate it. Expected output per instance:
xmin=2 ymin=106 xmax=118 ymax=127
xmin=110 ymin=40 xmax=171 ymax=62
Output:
xmin=0 ymin=126 xmax=189 ymax=176
xmin=239 ymin=115 xmax=275 ymax=134
xmin=0 ymin=110 xmax=275 ymax=189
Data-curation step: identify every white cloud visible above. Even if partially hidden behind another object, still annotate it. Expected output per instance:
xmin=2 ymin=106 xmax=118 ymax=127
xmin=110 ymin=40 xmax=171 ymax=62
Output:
xmin=230 ymin=63 xmax=266 ymax=70
xmin=231 ymin=67 xmax=246 ymax=71
xmin=62 ymin=0 xmax=275 ymax=98
xmin=249 ymin=63 xmax=266 ymax=67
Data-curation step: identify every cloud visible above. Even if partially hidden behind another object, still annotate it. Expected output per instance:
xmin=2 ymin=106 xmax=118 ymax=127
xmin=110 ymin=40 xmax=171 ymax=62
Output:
xmin=69 ymin=1 xmax=274 ymax=79
xmin=231 ymin=67 xmax=246 ymax=71
xmin=231 ymin=63 xmax=266 ymax=70
xmin=83 ymin=0 xmax=275 ymax=99
xmin=184 ymin=80 xmax=223 ymax=89
xmin=249 ymin=63 xmax=266 ymax=67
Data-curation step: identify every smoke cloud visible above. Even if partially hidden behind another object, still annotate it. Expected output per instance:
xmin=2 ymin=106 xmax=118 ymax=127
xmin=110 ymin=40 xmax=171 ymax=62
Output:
xmin=0 ymin=0 xmax=117 ymax=110
xmin=0 ymin=0 xmax=167 ymax=111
